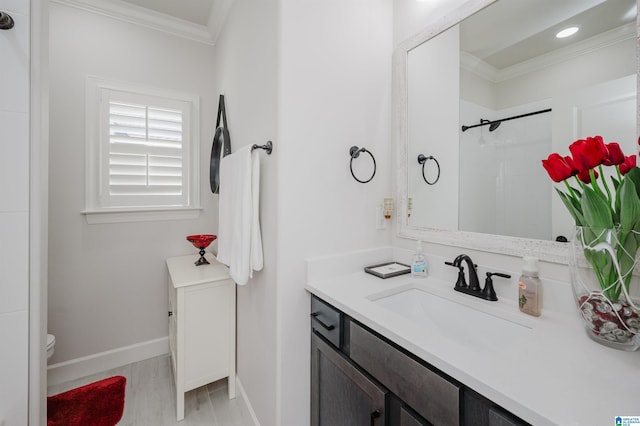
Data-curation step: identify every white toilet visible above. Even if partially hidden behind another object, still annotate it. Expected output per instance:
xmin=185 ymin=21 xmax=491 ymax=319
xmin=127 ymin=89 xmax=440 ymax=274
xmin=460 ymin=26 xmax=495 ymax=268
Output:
xmin=47 ymin=334 xmax=56 ymax=361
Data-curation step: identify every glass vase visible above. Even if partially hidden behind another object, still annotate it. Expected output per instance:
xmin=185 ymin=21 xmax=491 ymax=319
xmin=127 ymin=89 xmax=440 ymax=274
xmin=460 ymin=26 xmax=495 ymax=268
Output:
xmin=568 ymin=227 xmax=640 ymax=351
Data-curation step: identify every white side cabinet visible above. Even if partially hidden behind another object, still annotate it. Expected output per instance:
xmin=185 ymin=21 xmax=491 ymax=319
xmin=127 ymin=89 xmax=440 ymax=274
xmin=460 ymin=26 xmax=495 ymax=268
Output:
xmin=166 ymin=253 xmax=236 ymax=421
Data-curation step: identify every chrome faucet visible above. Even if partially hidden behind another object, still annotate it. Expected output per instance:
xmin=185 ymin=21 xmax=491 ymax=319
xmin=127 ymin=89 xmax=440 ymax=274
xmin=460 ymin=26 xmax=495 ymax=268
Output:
xmin=445 ymin=254 xmax=510 ymax=301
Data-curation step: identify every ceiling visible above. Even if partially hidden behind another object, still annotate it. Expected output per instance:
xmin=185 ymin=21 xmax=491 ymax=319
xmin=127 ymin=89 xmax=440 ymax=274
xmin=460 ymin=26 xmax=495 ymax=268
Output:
xmin=461 ymin=0 xmax=637 ymax=71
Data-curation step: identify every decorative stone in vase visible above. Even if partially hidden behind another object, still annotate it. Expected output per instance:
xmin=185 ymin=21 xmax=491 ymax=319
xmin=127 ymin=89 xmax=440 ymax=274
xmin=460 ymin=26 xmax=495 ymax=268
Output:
xmin=569 ymin=226 xmax=640 ymax=351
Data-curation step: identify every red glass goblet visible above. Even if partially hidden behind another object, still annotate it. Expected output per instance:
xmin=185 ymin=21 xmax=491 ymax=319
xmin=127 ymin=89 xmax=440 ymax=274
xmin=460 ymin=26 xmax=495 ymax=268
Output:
xmin=186 ymin=234 xmax=217 ymax=266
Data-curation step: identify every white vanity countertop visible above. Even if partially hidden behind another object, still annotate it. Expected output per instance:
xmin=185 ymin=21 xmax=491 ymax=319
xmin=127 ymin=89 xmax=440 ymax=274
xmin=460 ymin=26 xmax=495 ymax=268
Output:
xmin=305 ymin=247 xmax=639 ymax=426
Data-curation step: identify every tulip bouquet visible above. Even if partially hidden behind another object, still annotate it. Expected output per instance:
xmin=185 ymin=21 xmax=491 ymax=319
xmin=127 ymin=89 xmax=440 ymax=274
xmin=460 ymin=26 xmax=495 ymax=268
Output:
xmin=542 ymin=136 xmax=640 ymax=342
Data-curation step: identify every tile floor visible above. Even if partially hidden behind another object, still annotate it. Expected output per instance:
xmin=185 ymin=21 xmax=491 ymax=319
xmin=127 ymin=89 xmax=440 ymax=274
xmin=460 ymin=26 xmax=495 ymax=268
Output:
xmin=47 ymin=355 xmax=254 ymax=425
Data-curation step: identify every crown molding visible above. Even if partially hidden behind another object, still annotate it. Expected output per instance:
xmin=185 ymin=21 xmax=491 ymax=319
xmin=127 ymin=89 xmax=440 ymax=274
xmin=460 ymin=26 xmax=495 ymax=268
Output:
xmin=52 ymin=0 xmax=217 ymax=45
xmin=460 ymin=50 xmax=498 ymax=82
xmin=462 ymin=22 xmax=636 ymax=83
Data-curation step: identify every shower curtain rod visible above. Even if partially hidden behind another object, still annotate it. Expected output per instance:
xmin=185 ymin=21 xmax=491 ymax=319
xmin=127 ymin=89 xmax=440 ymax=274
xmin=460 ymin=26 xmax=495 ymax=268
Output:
xmin=461 ymin=108 xmax=551 ymax=132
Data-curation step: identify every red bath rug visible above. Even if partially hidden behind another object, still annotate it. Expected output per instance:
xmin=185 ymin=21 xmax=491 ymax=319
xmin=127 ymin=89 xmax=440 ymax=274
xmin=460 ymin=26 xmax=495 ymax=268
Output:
xmin=47 ymin=375 xmax=126 ymax=426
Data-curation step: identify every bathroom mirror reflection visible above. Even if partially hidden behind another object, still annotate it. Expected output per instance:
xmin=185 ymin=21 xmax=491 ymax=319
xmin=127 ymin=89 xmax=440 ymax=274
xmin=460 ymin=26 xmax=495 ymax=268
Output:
xmin=398 ymin=0 xmax=638 ymax=262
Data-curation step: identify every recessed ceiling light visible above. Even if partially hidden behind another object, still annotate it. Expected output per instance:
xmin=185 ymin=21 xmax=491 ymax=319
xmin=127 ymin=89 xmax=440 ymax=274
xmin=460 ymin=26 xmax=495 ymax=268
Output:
xmin=556 ymin=27 xmax=579 ymax=39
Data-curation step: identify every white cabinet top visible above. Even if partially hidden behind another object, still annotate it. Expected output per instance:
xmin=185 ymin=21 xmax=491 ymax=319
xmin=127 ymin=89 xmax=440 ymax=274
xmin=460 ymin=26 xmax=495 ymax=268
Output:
xmin=166 ymin=253 xmax=232 ymax=288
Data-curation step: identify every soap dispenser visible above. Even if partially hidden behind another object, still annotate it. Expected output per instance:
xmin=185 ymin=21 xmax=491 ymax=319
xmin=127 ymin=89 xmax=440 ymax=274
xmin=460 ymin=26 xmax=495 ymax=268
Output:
xmin=411 ymin=240 xmax=427 ymax=278
xmin=518 ymin=257 xmax=541 ymax=316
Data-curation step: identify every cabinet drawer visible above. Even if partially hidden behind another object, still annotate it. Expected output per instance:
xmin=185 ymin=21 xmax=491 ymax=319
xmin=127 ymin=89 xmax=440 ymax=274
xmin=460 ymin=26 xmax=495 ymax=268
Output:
xmin=350 ymin=321 xmax=460 ymax=426
xmin=311 ymin=296 xmax=342 ymax=348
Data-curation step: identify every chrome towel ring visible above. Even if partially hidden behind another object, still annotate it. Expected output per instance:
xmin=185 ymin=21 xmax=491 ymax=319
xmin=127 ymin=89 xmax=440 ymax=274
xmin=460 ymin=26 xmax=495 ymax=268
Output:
xmin=0 ymin=12 xmax=14 ymax=30
xmin=349 ymin=146 xmax=376 ymax=183
xmin=417 ymin=154 xmax=440 ymax=185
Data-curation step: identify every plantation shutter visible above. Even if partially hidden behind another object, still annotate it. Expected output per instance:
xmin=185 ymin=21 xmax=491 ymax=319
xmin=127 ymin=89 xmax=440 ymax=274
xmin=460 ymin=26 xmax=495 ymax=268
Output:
xmin=101 ymin=90 xmax=190 ymax=208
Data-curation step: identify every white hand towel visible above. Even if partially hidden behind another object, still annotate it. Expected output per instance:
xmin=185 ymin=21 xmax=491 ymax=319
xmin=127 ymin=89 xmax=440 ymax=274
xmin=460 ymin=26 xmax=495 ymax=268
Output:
xmin=250 ymin=147 xmax=263 ymax=272
xmin=217 ymin=145 xmax=264 ymax=285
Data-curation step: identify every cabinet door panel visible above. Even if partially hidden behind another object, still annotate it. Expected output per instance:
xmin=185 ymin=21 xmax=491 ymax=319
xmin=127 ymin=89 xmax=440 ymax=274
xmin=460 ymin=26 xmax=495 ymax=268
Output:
xmin=311 ymin=333 xmax=386 ymax=426
xmin=400 ymin=406 xmax=430 ymax=426
xmin=184 ymin=283 xmax=232 ymax=387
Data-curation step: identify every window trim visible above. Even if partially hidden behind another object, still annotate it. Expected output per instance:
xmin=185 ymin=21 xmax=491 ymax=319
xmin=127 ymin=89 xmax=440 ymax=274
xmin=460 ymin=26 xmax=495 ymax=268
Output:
xmin=84 ymin=76 xmax=201 ymax=224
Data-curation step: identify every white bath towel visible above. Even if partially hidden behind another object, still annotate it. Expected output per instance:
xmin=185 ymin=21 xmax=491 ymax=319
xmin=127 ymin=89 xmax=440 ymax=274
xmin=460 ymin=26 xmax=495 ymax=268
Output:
xmin=217 ymin=144 xmax=264 ymax=285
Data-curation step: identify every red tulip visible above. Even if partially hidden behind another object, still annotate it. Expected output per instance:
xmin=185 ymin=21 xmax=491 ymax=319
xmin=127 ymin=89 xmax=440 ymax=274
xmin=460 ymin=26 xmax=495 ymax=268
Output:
xmin=577 ymin=167 xmax=597 ymax=184
xmin=619 ymin=155 xmax=637 ymax=175
xmin=563 ymin=156 xmax=579 ymax=176
xmin=604 ymin=142 xmax=625 ymax=166
xmin=569 ymin=136 xmax=608 ymax=170
xmin=542 ymin=153 xmax=578 ymax=182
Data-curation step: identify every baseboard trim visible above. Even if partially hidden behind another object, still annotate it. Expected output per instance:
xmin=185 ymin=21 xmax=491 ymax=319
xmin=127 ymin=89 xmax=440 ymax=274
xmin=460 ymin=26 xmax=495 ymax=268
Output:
xmin=47 ymin=336 xmax=169 ymax=386
xmin=236 ymin=376 xmax=261 ymax=426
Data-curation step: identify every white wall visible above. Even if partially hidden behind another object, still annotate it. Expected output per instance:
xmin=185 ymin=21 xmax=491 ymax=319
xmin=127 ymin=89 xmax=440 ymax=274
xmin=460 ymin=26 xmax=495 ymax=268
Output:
xmin=213 ymin=1 xmax=393 ymax=425
xmin=277 ymin=2 xmax=392 ymax=425
xmin=29 ymin=0 xmax=49 ymax=422
xmin=212 ymin=0 xmax=279 ymax=424
xmin=0 ymin=0 xmax=30 ymax=423
xmin=48 ymin=4 xmax=218 ymax=367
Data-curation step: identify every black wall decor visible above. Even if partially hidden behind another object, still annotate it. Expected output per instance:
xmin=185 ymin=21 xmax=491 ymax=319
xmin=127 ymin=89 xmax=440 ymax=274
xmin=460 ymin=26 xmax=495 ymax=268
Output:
xmin=210 ymin=95 xmax=232 ymax=194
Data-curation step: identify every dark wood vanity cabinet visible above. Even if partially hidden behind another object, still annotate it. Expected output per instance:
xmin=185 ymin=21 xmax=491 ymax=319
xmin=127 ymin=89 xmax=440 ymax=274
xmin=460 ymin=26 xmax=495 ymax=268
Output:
xmin=310 ymin=295 xmax=529 ymax=426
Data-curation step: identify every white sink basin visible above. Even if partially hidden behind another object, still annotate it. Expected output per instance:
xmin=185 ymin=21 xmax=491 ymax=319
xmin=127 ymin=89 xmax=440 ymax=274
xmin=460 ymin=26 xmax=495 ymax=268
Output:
xmin=369 ymin=283 xmax=532 ymax=350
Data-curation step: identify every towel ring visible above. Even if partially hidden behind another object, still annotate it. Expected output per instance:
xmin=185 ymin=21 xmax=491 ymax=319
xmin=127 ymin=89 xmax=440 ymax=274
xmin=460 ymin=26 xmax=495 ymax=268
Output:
xmin=349 ymin=146 xmax=376 ymax=183
xmin=0 ymin=12 xmax=14 ymax=30
xmin=417 ymin=154 xmax=440 ymax=185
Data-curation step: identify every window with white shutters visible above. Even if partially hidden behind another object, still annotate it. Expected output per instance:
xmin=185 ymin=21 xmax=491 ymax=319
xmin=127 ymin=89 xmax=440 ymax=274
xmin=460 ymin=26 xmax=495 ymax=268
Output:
xmin=84 ymin=77 xmax=200 ymax=223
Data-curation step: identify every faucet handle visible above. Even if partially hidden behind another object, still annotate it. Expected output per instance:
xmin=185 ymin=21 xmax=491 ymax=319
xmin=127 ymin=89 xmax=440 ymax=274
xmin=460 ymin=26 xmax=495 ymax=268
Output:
xmin=490 ymin=272 xmax=511 ymax=279
xmin=482 ymin=272 xmax=511 ymax=301
xmin=445 ymin=261 xmax=467 ymax=290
